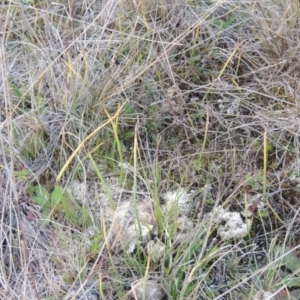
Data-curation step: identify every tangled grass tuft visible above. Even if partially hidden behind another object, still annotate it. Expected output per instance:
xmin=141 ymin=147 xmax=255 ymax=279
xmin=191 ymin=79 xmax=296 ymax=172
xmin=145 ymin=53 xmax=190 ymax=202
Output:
xmin=1 ymin=0 xmax=300 ymax=299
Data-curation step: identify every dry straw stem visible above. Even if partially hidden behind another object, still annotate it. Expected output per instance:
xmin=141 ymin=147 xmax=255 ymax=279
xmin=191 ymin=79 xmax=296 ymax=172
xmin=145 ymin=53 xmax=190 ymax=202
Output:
xmin=56 ymin=102 xmax=127 ymax=182
xmin=8 ymin=0 xmax=118 ymax=107
xmin=109 ymin=0 xmax=225 ymax=98
xmin=211 ymin=243 xmax=300 ymax=300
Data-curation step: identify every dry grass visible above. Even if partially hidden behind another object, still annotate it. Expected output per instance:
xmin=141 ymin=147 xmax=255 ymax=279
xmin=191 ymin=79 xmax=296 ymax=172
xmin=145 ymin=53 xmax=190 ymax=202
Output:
xmin=1 ymin=0 xmax=300 ymax=299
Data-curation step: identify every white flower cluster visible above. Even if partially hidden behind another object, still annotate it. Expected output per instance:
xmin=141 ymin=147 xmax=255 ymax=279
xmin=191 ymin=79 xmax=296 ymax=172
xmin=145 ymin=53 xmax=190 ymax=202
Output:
xmin=162 ymin=188 xmax=193 ymax=216
xmin=112 ymin=200 xmax=155 ymax=253
xmin=252 ymin=290 xmax=274 ymax=300
xmin=146 ymin=240 xmax=165 ymax=263
xmin=130 ymin=279 xmax=164 ymax=300
xmin=214 ymin=206 xmax=251 ymax=241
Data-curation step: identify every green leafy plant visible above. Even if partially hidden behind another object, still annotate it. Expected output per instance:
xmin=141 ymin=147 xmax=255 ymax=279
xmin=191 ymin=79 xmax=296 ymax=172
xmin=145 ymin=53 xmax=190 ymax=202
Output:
xmin=32 ymin=184 xmax=63 ymax=218
xmin=32 ymin=184 xmax=50 ymax=207
xmin=32 ymin=184 xmax=90 ymax=228
xmin=14 ymin=169 xmax=30 ymax=181
xmin=244 ymin=172 xmax=264 ymax=191
xmin=276 ymin=247 xmax=300 ymax=289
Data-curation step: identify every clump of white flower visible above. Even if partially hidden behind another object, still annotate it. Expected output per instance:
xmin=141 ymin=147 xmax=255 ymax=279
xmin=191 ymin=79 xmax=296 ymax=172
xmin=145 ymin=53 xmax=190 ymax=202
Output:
xmin=214 ymin=206 xmax=251 ymax=241
xmin=146 ymin=239 xmax=165 ymax=263
xmin=162 ymin=188 xmax=193 ymax=216
xmin=249 ymin=193 xmax=266 ymax=211
xmin=227 ymin=99 xmax=240 ymax=115
xmin=177 ymin=215 xmax=194 ymax=231
xmin=252 ymin=290 xmax=274 ymax=300
xmin=112 ymin=200 xmax=154 ymax=253
xmin=129 ymin=279 xmax=164 ymax=300
xmin=126 ymin=222 xmax=153 ymax=253
xmin=66 ymin=180 xmax=87 ymax=202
